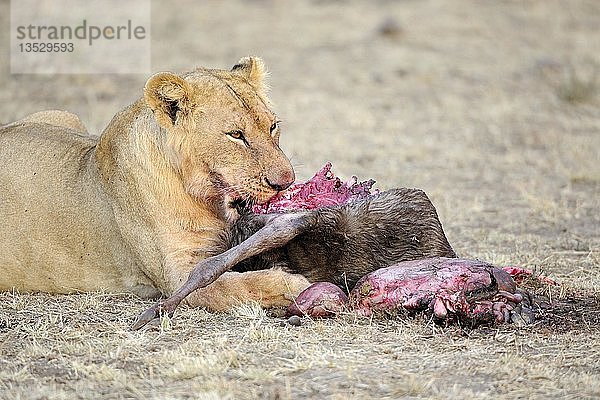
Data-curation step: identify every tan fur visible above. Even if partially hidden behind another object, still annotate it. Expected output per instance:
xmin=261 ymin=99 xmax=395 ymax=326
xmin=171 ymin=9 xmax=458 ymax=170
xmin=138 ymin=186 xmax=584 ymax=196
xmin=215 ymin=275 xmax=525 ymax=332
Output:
xmin=17 ymin=110 xmax=88 ymax=133
xmin=0 ymin=57 xmax=309 ymax=310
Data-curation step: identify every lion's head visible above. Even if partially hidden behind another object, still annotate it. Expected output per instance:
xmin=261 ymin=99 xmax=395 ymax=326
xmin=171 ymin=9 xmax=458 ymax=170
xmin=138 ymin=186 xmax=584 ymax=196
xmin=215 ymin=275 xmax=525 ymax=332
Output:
xmin=143 ymin=57 xmax=294 ymax=209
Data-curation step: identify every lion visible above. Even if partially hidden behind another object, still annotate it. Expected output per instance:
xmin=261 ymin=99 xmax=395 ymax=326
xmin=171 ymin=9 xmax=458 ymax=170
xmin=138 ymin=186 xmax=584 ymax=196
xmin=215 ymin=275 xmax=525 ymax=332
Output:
xmin=0 ymin=57 xmax=313 ymax=311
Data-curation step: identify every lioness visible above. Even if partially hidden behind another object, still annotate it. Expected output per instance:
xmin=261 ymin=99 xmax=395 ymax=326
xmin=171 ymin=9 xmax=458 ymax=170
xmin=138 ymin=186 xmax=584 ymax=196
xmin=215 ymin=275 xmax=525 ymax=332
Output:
xmin=0 ymin=57 xmax=313 ymax=310
xmin=1 ymin=58 xmax=457 ymax=318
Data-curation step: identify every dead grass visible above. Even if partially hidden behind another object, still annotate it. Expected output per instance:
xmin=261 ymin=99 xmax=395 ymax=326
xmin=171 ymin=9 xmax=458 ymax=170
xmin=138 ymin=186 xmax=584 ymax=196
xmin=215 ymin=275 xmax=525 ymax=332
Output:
xmin=1 ymin=0 xmax=600 ymax=398
xmin=556 ymin=65 xmax=598 ymax=104
xmin=1 ymin=291 xmax=599 ymax=399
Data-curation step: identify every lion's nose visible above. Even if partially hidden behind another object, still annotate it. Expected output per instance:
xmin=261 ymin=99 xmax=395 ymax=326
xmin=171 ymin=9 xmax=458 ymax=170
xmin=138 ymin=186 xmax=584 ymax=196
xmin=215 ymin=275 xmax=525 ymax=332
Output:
xmin=264 ymin=170 xmax=294 ymax=192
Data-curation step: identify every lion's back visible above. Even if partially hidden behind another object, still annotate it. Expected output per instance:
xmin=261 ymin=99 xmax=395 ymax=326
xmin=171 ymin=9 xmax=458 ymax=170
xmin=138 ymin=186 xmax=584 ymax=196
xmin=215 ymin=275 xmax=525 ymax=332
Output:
xmin=0 ymin=120 xmax=97 ymax=184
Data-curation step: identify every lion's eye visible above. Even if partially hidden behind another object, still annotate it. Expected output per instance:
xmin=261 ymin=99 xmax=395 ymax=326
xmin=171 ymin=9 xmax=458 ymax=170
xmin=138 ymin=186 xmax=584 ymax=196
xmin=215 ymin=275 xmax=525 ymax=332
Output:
xmin=227 ymin=130 xmax=245 ymax=140
xmin=225 ymin=130 xmax=249 ymax=146
xmin=270 ymin=121 xmax=279 ymax=135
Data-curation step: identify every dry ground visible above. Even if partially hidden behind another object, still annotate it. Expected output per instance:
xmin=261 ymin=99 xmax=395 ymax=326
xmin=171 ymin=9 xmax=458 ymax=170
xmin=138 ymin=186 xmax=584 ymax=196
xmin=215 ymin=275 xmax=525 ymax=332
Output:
xmin=1 ymin=0 xmax=599 ymax=398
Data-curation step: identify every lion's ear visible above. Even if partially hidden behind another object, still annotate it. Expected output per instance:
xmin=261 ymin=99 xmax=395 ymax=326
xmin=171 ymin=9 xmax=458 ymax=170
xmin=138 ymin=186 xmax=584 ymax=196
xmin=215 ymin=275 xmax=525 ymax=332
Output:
xmin=231 ymin=56 xmax=269 ymax=94
xmin=144 ymin=72 xmax=195 ymax=128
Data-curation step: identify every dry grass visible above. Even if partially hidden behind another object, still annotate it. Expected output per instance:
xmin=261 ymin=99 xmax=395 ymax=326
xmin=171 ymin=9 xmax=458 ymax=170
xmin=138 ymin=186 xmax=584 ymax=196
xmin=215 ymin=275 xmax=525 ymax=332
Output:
xmin=1 ymin=0 xmax=599 ymax=398
xmin=1 ymin=290 xmax=599 ymax=399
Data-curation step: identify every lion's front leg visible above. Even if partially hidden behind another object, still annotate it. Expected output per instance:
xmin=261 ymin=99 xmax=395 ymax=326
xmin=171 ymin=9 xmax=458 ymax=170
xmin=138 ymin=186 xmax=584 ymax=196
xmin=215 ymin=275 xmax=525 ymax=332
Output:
xmin=133 ymin=268 xmax=309 ymax=330
xmin=183 ymin=269 xmax=310 ymax=311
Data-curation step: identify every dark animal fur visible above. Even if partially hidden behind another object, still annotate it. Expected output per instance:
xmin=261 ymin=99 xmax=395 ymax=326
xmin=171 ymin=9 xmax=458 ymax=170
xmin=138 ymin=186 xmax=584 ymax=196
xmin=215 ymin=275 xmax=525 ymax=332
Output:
xmin=222 ymin=188 xmax=457 ymax=289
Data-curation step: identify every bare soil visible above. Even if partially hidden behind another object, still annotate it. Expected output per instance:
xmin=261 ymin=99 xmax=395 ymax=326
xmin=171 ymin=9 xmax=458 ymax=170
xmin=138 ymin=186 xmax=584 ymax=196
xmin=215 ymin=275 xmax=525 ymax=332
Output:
xmin=1 ymin=0 xmax=599 ymax=398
